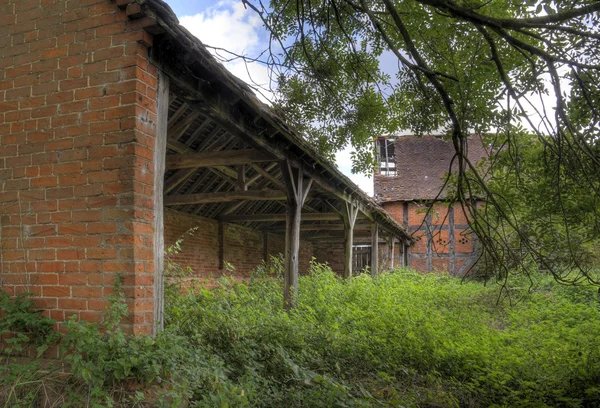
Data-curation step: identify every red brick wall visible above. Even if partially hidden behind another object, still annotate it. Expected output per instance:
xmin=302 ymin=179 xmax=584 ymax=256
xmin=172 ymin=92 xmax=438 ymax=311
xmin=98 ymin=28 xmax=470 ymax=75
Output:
xmin=312 ymin=241 xmax=345 ymax=275
xmin=0 ymin=0 xmax=159 ymax=334
xmin=164 ymin=209 xmax=314 ymax=278
xmin=382 ymin=201 xmax=476 ymax=275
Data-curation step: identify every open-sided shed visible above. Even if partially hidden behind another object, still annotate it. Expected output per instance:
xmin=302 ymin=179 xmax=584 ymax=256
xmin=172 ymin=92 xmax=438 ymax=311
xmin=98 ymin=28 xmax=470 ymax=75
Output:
xmin=0 ymin=0 xmax=412 ymax=334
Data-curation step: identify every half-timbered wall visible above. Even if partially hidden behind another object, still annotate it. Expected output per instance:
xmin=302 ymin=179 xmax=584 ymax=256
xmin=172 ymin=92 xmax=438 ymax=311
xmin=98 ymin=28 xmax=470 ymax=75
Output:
xmin=382 ymin=201 xmax=477 ymax=274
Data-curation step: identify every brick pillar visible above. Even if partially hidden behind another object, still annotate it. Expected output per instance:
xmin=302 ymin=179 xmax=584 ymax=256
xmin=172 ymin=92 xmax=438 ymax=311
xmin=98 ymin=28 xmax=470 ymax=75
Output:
xmin=0 ymin=0 xmax=160 ymax=334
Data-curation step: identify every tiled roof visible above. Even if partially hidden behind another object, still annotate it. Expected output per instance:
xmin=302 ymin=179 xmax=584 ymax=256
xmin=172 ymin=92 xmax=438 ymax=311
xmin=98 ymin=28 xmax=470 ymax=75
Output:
xmin=374 ymin=136 xmax=489 ymax=202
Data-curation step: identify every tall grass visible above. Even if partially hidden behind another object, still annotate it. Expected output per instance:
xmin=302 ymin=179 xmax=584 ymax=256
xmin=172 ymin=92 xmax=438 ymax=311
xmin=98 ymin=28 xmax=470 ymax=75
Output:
xmin=2 ymin=262 xmax=600 ymax=407
xmin=164 ymin=263 xmax=600 ymax=407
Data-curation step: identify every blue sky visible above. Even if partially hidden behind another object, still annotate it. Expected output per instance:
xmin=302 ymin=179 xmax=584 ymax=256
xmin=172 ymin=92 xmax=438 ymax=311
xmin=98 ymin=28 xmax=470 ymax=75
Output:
xmin=168 ymin=0 xmax=376 ymax=195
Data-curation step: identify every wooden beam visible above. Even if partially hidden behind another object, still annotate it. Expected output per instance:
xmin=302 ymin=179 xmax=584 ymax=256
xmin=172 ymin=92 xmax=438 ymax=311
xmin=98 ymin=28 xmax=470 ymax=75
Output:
xmin=237 ymin=165 xmax=247 ymax=191
xmin=167 ymin=110 xmax=201 ymax=141
xmin=371 ymin=223 xmax=379 ymax=277
xmin=342 ymin=202 xmax=359 ymax=279
xmin=218 ymin=221 xmax=224 ymax=270
xmin=164 ymin=189 xmax=310 ymax=206
xmin=167 ymin=102 xmax=188 ymax=127
xmin=158 ymin=63 xmax=414 ymax=237
xmin=281 ymin=161 xmax=312 ymax=310
xmin=249 ymin=163 xmax=285 ymax=190
xmin=164 ymin=168 xmax=196 ymax=194
xmin=166 ymin=149 xmax=274 ymax=170
xmin=389 ymin=235 xmax=395 ymax=269
xmin=266 ymin=223 xmax=371 ymax=232
xmin=218 ymin=212 xmax=341 ymax=223
xmin=168 ymin=81 xmax=374 ymax=219
xmin=153 ymin=70 xmax=169 ymax=335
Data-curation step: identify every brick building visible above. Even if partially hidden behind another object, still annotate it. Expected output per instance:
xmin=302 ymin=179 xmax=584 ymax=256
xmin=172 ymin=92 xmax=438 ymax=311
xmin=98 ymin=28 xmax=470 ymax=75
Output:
xmin=374 ymin=136 xmax=488 ymax=274
xmin=0 ymin=0 xmax=412 ymax=334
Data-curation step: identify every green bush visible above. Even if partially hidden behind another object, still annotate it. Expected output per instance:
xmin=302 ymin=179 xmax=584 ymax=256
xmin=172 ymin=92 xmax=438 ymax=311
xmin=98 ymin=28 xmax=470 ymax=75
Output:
xmin=164 ymin=263 xmax=600 ymax=407
xmin=2 ymin=262 xmax=600 ymax=407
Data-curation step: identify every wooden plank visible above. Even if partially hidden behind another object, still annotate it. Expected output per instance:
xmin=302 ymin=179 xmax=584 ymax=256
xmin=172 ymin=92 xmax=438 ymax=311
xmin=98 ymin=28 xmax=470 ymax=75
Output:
xmin=389 ymin=235 xmax=395 ymax=269
xmin=218 ymin=221 xmax=224 ymax=270
xmin=266 ymin=223 xmax=371 ymax=232
xmin=164 ymin=189 xmax=307 ymax=205
xmin=164 ymin=168 xmax=196 ymax=194
xmin=342 ymin=202 xmax=359 ymax=278
xmin=167 ymin=110 xmax=201 ymax=141
xmin=218 ymin=212 xmax=341 ymax=223
xmin=167 ymin=102 xmax=188 ymax=127
xmin=166 ymin=138 xmax=192 ymax=154
xmin=249 ymin=163 xmax=285 ymax=190
xmin=208 ymin=168 xmax=237 ymax=186
xmin=153 ymin=70 xmax=169 ymax=335
xmin=237 ymin=165 xmax=247 ymax=191
xmin=166 ymin=149 xmax=274 ymax=170
xmin=371 ymin=223 xmax=379 ymax=277
xmin=247 ymin=162 xmax=277 ymax=187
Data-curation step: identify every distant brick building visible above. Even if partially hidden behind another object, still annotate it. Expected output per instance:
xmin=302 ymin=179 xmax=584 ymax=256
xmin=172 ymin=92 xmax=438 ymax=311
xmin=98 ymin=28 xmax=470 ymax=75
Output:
xmin=374 ymin=136 xmax=488 ymax=274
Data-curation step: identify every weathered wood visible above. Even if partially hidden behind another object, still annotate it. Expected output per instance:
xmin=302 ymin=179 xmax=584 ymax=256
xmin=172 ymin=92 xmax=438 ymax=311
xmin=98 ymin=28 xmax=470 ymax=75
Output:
xmin=164 ymin=189 xmax=309 ymax=205
xmin=281 ymin=161 xmax=312 ymax=310
xmin=167 ymin=103 xmax=188 ymax=127
xmin=167 ymin=111 xmax=200 ymax=141
xmin=154 ymin=53 xmax=413 ymax=241
xmin=218 ymin=221 xmax=224 ymax=270
xmin=249 ymin=163 xmax=285 ymax=190
xmin=166 ymin=138 xmax=192 ymax=154
xmin=371 ymin=223 xmax=379 ymax=277
xmin=166 ymin=149 xmax=274 ymax=170
xmin=237 ymin=165 xmax=247 ymax=191
xmin=164 ymin=134 xmax=238 ymax=193
xmin=342 ymin=202 xmax=359 ymax=278
xmin=208 ymin=167 xmax=237 ymax=186
xmin=266 ymin=223 xmax=371 ymax=232
xmin=164 ymin=168 xmax=196 ymax=194
xmin=165 ymin=70 xmax=376 ymax=219
xmin=153 ymin=71 xmax=169 ymax=335
xmin=218 ymin=212 xmax=341 ymax=223
xmin=263 ymin=232 xmax=268 ymax=263
xmin=389 ymin=236 xmax=395 ymax=269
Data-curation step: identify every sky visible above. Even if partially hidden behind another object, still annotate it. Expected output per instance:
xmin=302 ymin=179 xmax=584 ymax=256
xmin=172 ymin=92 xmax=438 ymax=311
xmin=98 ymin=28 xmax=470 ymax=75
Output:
xmin=167 ymin=0 xmax=376 ymax=195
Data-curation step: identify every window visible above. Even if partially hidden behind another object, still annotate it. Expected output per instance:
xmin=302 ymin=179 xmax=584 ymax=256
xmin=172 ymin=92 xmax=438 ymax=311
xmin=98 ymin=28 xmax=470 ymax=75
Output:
xmin=377 ymin=138 xmax=396 ymax=176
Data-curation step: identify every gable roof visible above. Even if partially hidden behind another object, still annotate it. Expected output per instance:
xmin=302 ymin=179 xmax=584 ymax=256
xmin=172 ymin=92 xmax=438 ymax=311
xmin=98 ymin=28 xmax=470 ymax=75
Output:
xmin=374 ymin=136 xmax=489 ymax=202
xmin=113 ymin=0 xmax=413 ymax=243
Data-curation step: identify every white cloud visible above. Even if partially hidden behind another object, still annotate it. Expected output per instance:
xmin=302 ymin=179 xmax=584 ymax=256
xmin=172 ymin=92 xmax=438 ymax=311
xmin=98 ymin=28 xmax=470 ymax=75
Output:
xmin=179 ymin=1 xmax=273 ymax=99
xmin=335 ymin=146 xmax=374 ymax=196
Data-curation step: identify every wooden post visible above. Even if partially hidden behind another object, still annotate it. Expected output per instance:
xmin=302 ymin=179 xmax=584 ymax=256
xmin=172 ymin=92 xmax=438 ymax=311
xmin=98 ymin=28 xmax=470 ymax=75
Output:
xmin=153 ymin=71 xmax=169 ymax=334
xmin=371 ymin=223 xmax=379 ymax=276
xmin=218 ymin=221 xmax=224 ymax=270
xmin=389 ymin=234 xmax=395 ymax=269
xmin=237 ymin=165 xmax=247 ymax=191
xmin=281 ymin=161 xmax=312 ymax=310
xmin=341 ymin=202 xmax=359 ymax=278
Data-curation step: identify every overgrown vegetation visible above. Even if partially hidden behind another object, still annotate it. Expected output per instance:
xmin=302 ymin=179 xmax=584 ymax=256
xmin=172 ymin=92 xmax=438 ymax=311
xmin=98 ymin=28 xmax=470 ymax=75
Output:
xmin=2 ymin=260 xmax=600 ymax=407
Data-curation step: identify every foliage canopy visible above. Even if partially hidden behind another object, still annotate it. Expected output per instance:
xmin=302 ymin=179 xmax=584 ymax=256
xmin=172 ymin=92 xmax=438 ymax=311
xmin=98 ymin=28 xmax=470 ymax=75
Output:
xmin=234 ymin=0 xmax=600 ymax=281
